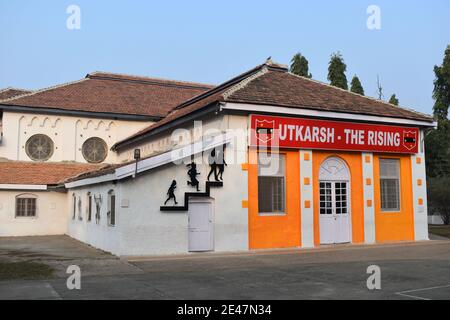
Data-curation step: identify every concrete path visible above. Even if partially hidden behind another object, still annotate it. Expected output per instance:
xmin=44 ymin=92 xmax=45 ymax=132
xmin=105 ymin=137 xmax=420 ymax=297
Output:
xmin=1 ymin=236 xmax=450 ymax=300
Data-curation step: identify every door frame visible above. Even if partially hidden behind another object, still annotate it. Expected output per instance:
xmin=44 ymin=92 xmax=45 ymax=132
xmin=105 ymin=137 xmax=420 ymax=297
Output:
xmin=188 ymin=197 xmax=215 ymax=252
xmin=318 ymin=157 xmax=353 ymax=244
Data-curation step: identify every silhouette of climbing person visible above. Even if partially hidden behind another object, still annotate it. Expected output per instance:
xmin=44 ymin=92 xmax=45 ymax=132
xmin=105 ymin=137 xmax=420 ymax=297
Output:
xmin=207 ymin=148 xmax=218 ymax=181
xmin=164 ymin=180 xmax=178 ymax=205
xmin=187 ymin=162 xmax=200 ymax=191
xmin=216 ymin=147 xmax=227 ymax=181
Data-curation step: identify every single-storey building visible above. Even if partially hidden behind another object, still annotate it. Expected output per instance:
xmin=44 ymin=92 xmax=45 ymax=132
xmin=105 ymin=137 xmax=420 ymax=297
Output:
xmin=62 ymin=59 xmax=436 ymax=256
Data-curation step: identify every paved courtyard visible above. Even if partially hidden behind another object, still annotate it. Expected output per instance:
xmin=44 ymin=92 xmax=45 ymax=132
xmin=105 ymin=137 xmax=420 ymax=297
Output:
xmin=0 ymin=235 xmax=449 ymax=300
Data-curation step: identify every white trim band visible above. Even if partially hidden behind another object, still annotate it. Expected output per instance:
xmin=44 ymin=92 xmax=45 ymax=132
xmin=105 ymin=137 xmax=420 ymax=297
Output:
xmin=0 ymin=184 xmax=47 ymax=190
xmin=222 ymin=102 xmax=437 ymax=128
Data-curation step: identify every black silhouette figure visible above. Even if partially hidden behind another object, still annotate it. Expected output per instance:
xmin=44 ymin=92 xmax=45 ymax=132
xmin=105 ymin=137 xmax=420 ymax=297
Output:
xmin=207 ymin=149 xmax=219 ymax=181
xmin=187 ymin=162 xmax=201 ymax=191
xmin=216 ymin=147 xmax=227 ymax=181
xmin=164 ymin=180 xmax=178 ymax=205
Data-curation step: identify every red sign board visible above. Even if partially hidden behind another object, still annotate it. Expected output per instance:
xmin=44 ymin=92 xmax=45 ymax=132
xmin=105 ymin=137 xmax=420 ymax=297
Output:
xmin=250 ymin=115 xmax=419 ymax=154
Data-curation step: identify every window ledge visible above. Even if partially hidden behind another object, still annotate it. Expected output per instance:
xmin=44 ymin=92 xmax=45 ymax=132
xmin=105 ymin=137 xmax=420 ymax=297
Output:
xmin=258 ymin=213 xmax=287 ymax=217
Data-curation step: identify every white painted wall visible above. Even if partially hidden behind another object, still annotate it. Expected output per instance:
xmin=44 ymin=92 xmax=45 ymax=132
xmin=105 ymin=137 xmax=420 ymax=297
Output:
xmin=66 ymin=114 xmax=249 ymax=256
xmin=0 ymin=111 xmax=152 ymax=163
xmin=411 ymin=130 xmax=429 ymax=241
xmin=67 ymin=182 xmax=121 ymax=255
xmin=362 ymin=152 xmax=376 ymax=244
xmin=116 ymin=115 xmax=226 ymax=163
xmin=0 ymin=190 xmax=67 ymax=236
xmin=300 ymin=150 xmax=314 ymax=248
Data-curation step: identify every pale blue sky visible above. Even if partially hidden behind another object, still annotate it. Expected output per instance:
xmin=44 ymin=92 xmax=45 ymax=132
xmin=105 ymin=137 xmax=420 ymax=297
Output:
xmin=0 ymin=0 xmax=449 ymax=115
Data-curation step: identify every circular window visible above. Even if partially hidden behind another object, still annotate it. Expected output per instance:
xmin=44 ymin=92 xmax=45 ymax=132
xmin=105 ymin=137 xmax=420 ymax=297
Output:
xmin=82 ymin=137 xmax=108 ymax=163
xmin=25 ymin=134 xmax=54 ymax=161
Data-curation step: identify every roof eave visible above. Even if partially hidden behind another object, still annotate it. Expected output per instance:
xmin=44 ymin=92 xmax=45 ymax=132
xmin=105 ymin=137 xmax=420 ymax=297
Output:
xmin=222 ymin=102 xmax=437 ymax=128
xmin=0 ymin=104 xmax=161 ymax=121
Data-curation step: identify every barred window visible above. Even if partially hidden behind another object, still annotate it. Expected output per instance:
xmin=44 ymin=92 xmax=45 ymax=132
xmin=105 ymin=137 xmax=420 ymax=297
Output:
xmin=107 ymin=190 xmax=116 ymax=226
xmin=82 ymin=137 xmax=108 ymax=163
xmin=72 ymin=194 xmax=76 ymax=220
xmin=380 ymin=158 xmax=400 ymax=211
xmin=258 ymin=153 xmax=286 ymax=214
xmin=15 ymin=194 xmax=37 ymax=217
xmin=87 ymin=192 xmax=92 ymax=222
xmin=25 ymin=134 xmax=54 ymax=161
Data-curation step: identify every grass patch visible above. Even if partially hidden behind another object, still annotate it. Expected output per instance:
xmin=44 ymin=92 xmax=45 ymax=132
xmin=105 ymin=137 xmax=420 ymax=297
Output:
xmin=0 ymin=261 xmax=53 ymax=281
xmin=429 ymin=225 xmax=450 ymax=238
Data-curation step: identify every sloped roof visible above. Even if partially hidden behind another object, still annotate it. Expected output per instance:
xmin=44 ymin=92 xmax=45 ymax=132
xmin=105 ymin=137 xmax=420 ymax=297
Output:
xmin=0 ymin=72 xmax=213 ymax=118
xmin=0 ymin=161 xmax=106 ymax=186
xmin=0 ymin=88 xmax=32 ymax=101
xmin=112 ymin=60 xmax=434 ymax=150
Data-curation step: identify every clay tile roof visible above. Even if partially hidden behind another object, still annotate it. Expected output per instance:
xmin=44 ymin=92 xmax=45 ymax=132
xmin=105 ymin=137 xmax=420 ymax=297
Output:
xmin=226 ymin=71 xmax=433 ymax=121
xmin=0 ymin=88 xmax=32 ymax=101
xmin=112 ymin=60 xmax=433 ymax=151
xmin=0 ymin=72 xmax=213 ymax=118
xmin=0 ymin=161 xmax=106 ymax=186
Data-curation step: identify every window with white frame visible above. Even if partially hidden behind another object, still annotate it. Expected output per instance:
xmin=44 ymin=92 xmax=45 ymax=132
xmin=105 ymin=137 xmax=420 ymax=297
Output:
xmin=107 ymin=190 xmax=116 ymax=226
xmin=15 ymin=194 xmax=37 ymax=217
xmin=380 ymin=158 xmax=401 ymax=211
xmin=258 ymin=153 xmax=286 ymax=214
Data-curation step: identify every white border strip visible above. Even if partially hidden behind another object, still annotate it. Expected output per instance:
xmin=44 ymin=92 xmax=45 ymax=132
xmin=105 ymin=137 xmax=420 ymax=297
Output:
xmin=223 ymin=102 xmax=437 ymax=128
xmin=65 ymin=173 xmax=116 ymax=189
xmin=0 ymin=184 xmax=47 ymax=190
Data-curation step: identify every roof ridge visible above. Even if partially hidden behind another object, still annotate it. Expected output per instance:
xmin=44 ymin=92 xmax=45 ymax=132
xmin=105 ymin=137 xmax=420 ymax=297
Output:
xmin=0 ymin=78 xmax=89 ymax=104
xmin=87 ymin=71 xmax=214 ymax=89
xmin=222 ymin=66 xmax=269 ymax=100
xmin=0 ymin=87 xmax=31 ymax=94
xmin=286 ymin=72 xmax=433 ymax=120
xmin=0 ymin=87 xmax=13 ymax=93
xmin=172 ymin=63 xmax=268 ymax=111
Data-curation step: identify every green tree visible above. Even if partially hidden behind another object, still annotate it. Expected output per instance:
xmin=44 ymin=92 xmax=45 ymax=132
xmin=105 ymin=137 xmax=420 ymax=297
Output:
xmin=350 ymin=75 xmax=364 ymax=95
xmin=433 ymin=45 xmax=450 ymax=121
xmin=425 ymin=120 xmax=450 ymax=177
xmin=327 ymin=52 xmax=348 ymax=90
xmin=388 ymin=94 xmax=399 ymax=106
xmin=425 ymin=45 xmax=450 ymax=178
xmin=428 ymin=177 xmax=450 ymax=225
xmin=289 ymin=53 xmax=312 ymax=78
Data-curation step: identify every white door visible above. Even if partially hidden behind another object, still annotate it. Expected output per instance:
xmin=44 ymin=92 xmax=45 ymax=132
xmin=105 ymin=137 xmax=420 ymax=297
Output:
xmin=319 ymin=181 xmax=351 ymax=244
xmin=319 ymin=158 xmax=351 ymax=245
xmin=188 ymin=200 xmax=214 ymax=252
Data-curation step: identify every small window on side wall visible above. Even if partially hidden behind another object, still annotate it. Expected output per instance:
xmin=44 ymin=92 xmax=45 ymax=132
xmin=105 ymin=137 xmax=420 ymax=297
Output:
xmin=107 ymin=190 xmax=116 ymax=226
xmin=379 ymin=158 xmax=400 ymax=212
xmin=72 ymin=194 xmax=76 ymax=220
xmin=15 ymin=194 xmax=37 ymax=218
xmin=257 ymin=153 xmax=286 ymax=214
xmin=87 ymin=192 xmax=92 ymax=222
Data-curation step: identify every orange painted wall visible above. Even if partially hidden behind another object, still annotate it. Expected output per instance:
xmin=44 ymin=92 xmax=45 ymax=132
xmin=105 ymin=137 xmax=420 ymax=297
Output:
xmin=312 ymin=151 xmax=365 ymax=246
xmin=373 ymin=155 xmax=414 ymax=242
xmin=248 ymin=149 xmax=301 ymax=249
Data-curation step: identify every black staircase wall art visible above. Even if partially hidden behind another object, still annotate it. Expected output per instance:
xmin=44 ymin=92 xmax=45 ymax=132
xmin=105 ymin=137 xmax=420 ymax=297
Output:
xmin=160 ymin=181 xmax=223 ymax=212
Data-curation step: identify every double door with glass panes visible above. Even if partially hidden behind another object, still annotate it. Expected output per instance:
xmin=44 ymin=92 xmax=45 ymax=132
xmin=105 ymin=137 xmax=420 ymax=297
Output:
xmin=319 ymin=181 xmax=351 ymax=244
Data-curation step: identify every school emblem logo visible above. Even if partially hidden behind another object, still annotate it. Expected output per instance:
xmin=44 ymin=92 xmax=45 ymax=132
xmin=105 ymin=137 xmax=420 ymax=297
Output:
xmin=255 ymin=119 xmax=275 ymax=143
xmin=402 ymin=130 xmax=417 ymax=151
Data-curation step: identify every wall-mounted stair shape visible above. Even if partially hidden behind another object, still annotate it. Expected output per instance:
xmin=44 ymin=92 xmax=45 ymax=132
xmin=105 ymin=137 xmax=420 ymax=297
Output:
xmin=160 ymin=181 xmax=223 ymax=212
